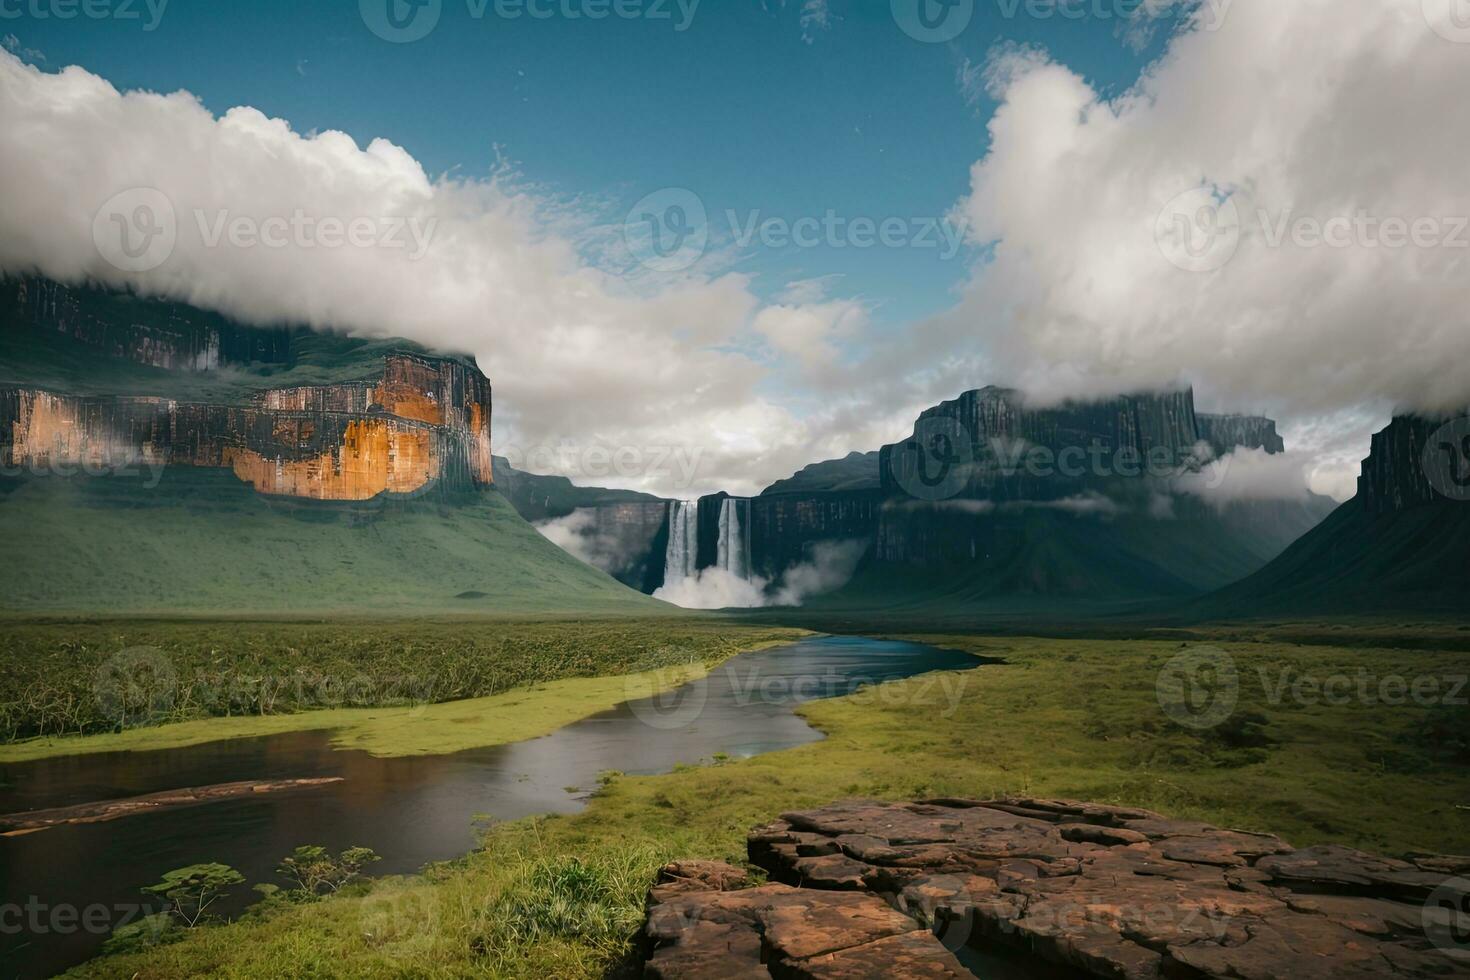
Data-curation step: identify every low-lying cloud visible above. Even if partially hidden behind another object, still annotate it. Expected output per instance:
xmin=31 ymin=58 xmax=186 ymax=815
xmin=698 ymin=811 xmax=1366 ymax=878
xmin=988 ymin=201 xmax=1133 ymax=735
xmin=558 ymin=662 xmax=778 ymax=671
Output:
xmin=653 ymin=539 xmax=868 ymax=609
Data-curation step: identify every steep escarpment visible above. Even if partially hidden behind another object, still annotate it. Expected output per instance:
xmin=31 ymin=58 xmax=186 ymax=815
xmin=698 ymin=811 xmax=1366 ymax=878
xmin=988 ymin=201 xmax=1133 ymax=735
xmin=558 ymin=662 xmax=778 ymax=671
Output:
xmin=1 ymin=277 xmax=493 ymax=501
xmin=831 ymin=388 xmax=1335 ymax=610
xmin=1199 ymin=414 xmax=1470 ymax=616
xmin=0 ymin=277 xmax=660 ymax=614
xmin=505 ymin=385 xmax=1333 ymax=610
xmin=1197 ymin=413 xmax=1285 ymax=457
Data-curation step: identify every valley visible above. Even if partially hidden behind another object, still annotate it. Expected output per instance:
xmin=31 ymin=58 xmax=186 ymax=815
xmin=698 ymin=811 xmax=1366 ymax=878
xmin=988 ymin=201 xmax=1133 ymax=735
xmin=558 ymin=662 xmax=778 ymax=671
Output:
xmin=7 ymin=629 xmax=1460 ymax=979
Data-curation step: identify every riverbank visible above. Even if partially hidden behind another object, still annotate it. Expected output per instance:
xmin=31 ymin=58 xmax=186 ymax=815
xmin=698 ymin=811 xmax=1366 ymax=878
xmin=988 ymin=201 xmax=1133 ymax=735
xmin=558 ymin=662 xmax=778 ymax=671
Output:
xmin=0 ymin=619 xmax=810 ymax=761
xmin=67 ymin=633 xmax=1470 ymax=978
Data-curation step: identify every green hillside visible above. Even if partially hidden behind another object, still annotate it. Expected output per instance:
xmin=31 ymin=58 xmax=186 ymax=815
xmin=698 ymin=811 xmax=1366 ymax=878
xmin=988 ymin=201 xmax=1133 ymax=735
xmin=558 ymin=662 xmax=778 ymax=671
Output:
xmin=809 ymin=495 xmax=1335 ymax=618
xmin=1194 ymin=497 xmax=1470 ymax=617
xmin=0 ymin=470 xmax=668 ymax=617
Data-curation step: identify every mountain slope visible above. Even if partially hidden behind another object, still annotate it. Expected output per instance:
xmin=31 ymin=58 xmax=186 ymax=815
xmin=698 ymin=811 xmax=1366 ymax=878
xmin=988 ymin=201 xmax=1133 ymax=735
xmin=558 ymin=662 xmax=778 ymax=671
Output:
xmin=1192 ymin=415 xmax=1470 ymax=617
xmin=0 ymin=471 xmax=666 ymax=616
xmin=1196 ymin=497 xmax=1470 ymax=616
xmin=761 ymin=452 xmax=881 ymax=496
xmin=0 ymin=277 xmax=666 ymax=616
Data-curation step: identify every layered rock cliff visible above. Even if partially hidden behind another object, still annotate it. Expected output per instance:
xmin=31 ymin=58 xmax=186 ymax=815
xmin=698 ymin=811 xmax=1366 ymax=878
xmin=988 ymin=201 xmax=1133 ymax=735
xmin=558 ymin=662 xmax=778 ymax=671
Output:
xmin=879 ymin=386 xmax=1202 ymax=502
xmin=1197 ymin=413 xmax=1286 ymax=457
xmin=1 ymin=278 xmax=493 ymax=501
xmin=3 ymin=276 xmax=295 ymax=371
xmin=1357 ymin=414 xmax=1467 ymax=514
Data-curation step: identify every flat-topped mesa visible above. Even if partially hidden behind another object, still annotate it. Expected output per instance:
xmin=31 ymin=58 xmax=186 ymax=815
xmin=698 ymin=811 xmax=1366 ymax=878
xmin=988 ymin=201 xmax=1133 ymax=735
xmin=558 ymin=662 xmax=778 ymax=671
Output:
xmin=1197 ymin=412 xmax=1286 ymax=457
xmin=879 ymin=386 xmax=1203 ymax=499
xmin=0 ymin=278 xmax=493 ymax=501
xmin=1358 ymin=413 xmax=1469 ymax=515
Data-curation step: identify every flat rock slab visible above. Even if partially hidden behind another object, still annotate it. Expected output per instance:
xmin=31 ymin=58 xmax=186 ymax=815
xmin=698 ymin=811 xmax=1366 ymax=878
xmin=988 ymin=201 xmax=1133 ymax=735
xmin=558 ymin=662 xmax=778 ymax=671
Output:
xmin=643 ymin=862 xmax=971 ymax=979
xmin=641 ymin=798 xmax=1470 ymax=978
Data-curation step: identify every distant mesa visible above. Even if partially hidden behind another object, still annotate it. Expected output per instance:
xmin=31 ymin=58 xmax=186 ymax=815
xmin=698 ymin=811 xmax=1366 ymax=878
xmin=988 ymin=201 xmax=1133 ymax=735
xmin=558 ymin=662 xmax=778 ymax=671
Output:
xmin=0 ymin=277 xmax=493 ymax=503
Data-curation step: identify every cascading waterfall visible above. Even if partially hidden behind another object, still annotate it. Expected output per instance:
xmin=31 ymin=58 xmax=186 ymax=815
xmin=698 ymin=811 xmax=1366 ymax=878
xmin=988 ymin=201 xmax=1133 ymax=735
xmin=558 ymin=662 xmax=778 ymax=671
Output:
xmin=664 ymin=500 xmax=699 ymax=582
xmin=716 ymin=497 xmax=751 ymax=580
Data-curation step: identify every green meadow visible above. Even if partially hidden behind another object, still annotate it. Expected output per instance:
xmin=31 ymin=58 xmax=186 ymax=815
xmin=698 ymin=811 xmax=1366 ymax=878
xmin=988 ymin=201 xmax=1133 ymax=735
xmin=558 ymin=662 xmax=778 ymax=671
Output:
xmin=52 ymin=631 xmax=1470 ymax=979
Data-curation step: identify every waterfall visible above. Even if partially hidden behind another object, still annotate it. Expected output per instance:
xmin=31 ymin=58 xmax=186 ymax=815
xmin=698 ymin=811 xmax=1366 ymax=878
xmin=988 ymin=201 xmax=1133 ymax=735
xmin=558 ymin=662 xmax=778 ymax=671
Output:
xmin=716 ymin=497 xmax=751 ymax=580
xmin=664 ymin=500 xmax=699 ymax=582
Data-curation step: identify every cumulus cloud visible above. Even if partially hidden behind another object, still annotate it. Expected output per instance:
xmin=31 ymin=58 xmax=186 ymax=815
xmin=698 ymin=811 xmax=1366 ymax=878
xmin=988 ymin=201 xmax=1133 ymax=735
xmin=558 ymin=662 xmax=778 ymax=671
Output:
xmin=941 ymin=0 xmax=1470 ymax=425
xmin=0 ymin=50 xmax=863 ymax=499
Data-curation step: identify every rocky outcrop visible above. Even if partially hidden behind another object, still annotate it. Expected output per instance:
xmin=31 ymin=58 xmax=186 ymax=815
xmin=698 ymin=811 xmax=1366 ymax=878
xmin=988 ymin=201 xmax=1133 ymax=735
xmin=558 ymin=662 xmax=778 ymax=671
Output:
xmin=1197 ymin=413 xmax=1286 ymax=457
xmin=643 ymin=798 xmax=1470 ymax=978
xmin=642 ymin=860 xmax=972 ymax=979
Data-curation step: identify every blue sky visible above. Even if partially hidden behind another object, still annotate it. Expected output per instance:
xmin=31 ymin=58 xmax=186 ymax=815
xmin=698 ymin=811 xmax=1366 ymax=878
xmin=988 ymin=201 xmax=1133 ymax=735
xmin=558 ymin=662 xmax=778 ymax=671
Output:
xmin=5 ymin=0 xmax=1172 ymax=330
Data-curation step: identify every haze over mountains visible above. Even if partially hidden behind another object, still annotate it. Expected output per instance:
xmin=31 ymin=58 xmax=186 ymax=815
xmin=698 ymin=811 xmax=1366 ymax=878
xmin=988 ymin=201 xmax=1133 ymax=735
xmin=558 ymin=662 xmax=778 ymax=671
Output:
xmin=1 ymin=275 xmax=1462 ymax=620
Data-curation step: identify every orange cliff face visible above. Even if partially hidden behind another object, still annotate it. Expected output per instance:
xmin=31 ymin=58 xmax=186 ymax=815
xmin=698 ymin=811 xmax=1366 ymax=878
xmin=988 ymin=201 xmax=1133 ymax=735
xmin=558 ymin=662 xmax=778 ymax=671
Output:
xmin=1 ymin=352 xmax=494 ymax=502
xmin=224 ymin=419 xmax=437 ymax=500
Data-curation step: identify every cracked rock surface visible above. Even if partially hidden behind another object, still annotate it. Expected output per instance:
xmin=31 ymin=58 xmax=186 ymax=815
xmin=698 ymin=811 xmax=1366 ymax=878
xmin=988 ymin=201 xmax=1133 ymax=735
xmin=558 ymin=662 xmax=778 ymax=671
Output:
xmin=640 ymin=799 xmax=1470 ymax=978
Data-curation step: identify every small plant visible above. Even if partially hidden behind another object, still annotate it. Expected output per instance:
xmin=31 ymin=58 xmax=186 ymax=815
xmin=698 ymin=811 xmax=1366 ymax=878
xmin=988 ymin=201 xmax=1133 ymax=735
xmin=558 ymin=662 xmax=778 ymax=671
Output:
xmin=141 ymin=863 xmax=245 ymax=928
xmin=99 ymin=913 xmax=177 ymax=956
xmin=277 ymin=845 xmax=381 ymax=896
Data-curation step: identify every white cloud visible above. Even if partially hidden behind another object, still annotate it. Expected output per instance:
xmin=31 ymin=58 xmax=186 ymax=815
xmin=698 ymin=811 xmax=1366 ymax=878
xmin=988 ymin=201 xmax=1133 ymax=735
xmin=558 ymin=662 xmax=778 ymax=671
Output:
xmin=943 ymin=0 xmax=1470 ymax=425
xmin=653 ymin=539 xmax=867 ymax=609
xmin=0 ymin=50 xmax=862 ymax=500
xmin=800 ymin=0 xmax=833 ymax=43
xmin=654 ymin=568 xmax=769 ymax=609
xmin=752 ymin=298 xmax=866 ymax=372
xmin=532 ymin=510 xmax=642 ymax=574
xmin=1172 ymin=448 xmax=1317 ymax=507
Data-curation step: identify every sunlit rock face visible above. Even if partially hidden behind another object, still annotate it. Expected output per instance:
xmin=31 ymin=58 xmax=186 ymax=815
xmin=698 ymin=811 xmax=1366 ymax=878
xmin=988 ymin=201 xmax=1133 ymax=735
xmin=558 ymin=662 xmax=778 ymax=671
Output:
xmin=0 ymin=278 xmax=494 ymax=501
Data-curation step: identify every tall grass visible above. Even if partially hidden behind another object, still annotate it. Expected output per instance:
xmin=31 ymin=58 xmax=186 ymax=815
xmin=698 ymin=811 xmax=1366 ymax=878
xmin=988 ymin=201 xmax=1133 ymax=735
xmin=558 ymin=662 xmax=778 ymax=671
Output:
xmin=0 ymin=620 xmax=807 ymax=742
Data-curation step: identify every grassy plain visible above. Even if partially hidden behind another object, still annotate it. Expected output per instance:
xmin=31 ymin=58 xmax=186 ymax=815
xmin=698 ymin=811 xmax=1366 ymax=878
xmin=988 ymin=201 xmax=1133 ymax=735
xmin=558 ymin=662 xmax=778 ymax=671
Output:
xmin=0 ymin=619 xmax=809 ymax=754
xmin=65 ymin=632 xmax=1470 ymax=979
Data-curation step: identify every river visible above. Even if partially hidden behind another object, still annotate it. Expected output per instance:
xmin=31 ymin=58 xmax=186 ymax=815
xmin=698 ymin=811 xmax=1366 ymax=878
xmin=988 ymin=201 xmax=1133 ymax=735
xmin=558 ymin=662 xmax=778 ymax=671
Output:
xmin=0 ymin=635 xmax=979 ymax=978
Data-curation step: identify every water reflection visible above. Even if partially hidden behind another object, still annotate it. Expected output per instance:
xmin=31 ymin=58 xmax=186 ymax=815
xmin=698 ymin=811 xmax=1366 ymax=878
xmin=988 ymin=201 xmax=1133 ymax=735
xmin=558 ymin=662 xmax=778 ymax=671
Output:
xmin=0 ymin=636 xmax=979 ymax=978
